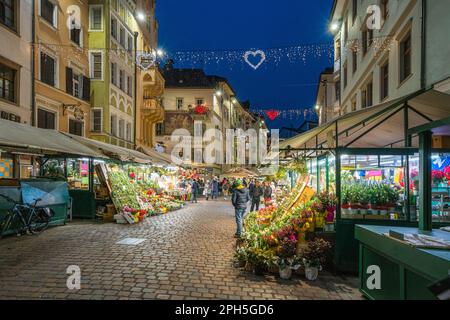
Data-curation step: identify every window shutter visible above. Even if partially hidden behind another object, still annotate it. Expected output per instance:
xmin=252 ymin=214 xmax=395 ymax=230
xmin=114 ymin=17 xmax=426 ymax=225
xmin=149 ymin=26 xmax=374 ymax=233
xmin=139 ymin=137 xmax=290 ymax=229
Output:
xmin=66 ymin=67 xmax=73 ymax=95
xmin=82 ymin=76 xmax=90 ymax=101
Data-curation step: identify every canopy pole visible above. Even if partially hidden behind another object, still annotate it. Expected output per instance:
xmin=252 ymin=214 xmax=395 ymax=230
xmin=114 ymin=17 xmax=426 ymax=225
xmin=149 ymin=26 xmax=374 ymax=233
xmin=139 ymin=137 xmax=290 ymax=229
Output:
xmin=419 ymin=130 xmax=432 ymax=231
xmin=335 ymin=121 xmax=341 ymax=220
xmin=404 ymin=105 xmax=411 ymax=221
xmin=89 ymin=157 xmax=94 ymax=193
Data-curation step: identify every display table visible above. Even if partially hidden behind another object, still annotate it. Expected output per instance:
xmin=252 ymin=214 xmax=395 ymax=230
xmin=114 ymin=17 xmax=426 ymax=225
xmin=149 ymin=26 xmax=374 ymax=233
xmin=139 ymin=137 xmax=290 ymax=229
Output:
xmin=355 ymin=225 xmax=450 ymax=300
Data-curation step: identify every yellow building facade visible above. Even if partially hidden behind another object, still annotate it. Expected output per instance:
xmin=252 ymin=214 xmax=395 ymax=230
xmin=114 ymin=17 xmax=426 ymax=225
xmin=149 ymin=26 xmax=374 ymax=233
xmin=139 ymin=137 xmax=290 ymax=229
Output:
xmin=34 ymin=0 xmax=91 ymax=136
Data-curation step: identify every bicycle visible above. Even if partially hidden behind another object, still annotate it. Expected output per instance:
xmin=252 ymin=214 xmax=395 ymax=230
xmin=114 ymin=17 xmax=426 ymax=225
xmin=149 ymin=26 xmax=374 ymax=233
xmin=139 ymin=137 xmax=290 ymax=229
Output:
xmin=0 ymin=194 xmax=54 ymax=239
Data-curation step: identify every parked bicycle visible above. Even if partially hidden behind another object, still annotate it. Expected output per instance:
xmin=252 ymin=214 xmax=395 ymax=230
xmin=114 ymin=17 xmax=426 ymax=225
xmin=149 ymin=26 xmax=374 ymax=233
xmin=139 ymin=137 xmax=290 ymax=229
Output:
xmin=0 ymin=194 xmax=54 ymax=239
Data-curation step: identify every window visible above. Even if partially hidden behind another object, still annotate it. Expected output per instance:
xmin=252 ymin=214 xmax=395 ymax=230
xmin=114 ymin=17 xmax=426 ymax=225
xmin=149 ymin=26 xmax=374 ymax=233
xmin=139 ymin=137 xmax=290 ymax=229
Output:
xmin=70 ymin=27 xmax=81 ymax=46
xmin=381 ymin=60 xmax=389 ymax=100
xmin=89 ymin=5 xmax=103 ymax=31
xmin=92 ymin=109 xmax=102 ymax=132
xmin=110 ymin=114 xmax=117 ymax=136
xmin=156 ymin=122 xmax=164 ymax=135
xmin=90 ymin=52 xmax=102 ymax=79
xmin=111 ymin=17 xmax=117 ymax=39
xmin=127 ymin=34 xmax=133 ymax=54
xmin=0 ymin=0 xmax=16 ymax=30
xmin=40 ymin=0 xmax=57 ymax=27
xmin=119 ymin=69 xmax=125 ymax=91
xmin=335 ymin=80 xmax=340 ymax=102
xmin=352 ymin=47 xmax=358 ymax=73
xmin=196 ymin=98 xmax=204 ymax=106
xmin=335 ymin=39 xmax=341 ymax=61
xmin=344 ymin=18 xmax=348 ymax=43
xmin=343 ymin=62 xmax=348 ymax=88
xmin=126 ymin=122 xmax=131 ymax=141
xmin=351 ymin=96 xmax=357 ymax=112
xmin=176 ymin=98 xmax=183 ymax=110
xmin=381 ymin=0 xmax=389 ymax=21
xmin=362 ymin=28 xmax=373 ymax=55
xmin=72 ymin=72 xmax=81 ymax=99
xmin=69 ymin=119 xmax=83 ymax=136
xmin=127 ymin=75 xmax=132 ymax=96
xmin=400 ymin=32 xmax=412 ymax=83
xmin=110 ymin=62 xmax=116 ymax=85
xmin=40 ymin=52 xmax=56 ymax=87
xmin=37 ymin=109 xmax=55 ymax=129
xmin=352 ymin=0 xmax=358 ymax=24
xmin=366 ymin=81 xmax=373 ymax=107
xmin=118 ymin=119 xmax=125 ymax=139
xmin=119 ymin=26 xmax=125 ymax=48
xmin=0 ymin=62 xmax=16 ymax=103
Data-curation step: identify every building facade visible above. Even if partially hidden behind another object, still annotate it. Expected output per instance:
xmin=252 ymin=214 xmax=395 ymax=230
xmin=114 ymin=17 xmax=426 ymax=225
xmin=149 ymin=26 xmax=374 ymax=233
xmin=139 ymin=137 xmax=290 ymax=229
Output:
xmin=0 ymin=0 xmax=33 ymax=124
xmin=315 ymin=68 xmax=336 ymax=125
xmin=88 ymin=0 xmax=137 ymax=149
xmin=329 ymin=0 xmax=450 ymax=118
xmin=156 ymin=64 xmax=265 ymax=174
xmin=134 ymin=0 xmax=165 ymax=153
xmin=34 ymin=0 xmax=91 ymax=136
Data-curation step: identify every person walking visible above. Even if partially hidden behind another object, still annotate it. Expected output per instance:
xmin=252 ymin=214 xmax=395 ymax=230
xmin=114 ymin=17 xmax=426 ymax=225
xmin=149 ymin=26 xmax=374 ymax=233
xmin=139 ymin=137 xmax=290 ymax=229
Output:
xmin=212 ymin=178 xmax=219 ymax=200
xmin=191 ymin=179 xmax=199 ymax=203
xmin=250 ymin=181 xmax=263 ymax=212
xmin=231 ymin=179 xmax=250 ymax=238
xmin=203 ymin=180 xmax=211 ymax=200
xmin=263 ymin=182 xmax=273 ymax=206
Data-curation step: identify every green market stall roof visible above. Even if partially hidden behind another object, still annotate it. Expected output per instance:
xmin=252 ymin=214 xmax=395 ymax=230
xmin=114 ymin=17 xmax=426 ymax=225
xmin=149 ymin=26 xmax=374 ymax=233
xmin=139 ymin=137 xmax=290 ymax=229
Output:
xmin=63 ymin=134 xmax=153 ymax=164
xmin=0 ymin=119 xmax=105 ymax=158
xmin=279 ymin=89 xmax=450 ymax=156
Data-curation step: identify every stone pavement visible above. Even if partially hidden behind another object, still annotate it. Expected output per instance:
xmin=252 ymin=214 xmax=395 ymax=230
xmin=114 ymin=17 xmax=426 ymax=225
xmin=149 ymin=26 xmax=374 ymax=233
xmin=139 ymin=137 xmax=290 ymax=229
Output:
xmin=0 ymin=200 xmax=363 ymax=300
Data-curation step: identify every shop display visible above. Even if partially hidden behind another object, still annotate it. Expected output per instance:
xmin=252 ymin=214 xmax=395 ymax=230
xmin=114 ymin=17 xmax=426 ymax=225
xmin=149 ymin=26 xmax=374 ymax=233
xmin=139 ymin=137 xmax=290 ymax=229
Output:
xmin=235 ymin=175 xmax=334 ymax=279
xmin=95 ymin=163 xmax=186 ymax=224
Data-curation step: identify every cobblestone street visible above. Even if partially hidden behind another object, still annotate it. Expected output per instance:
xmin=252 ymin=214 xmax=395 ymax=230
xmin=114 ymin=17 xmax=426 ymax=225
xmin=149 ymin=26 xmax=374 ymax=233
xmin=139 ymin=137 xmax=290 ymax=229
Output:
xmin=0 ymin=200 xmax=362 ymax=300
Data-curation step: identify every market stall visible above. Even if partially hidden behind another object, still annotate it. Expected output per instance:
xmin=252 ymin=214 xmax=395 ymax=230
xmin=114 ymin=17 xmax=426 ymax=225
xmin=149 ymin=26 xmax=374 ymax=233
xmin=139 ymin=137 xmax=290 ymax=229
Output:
xmin=277 ymin=89 xmax=450 ymax=275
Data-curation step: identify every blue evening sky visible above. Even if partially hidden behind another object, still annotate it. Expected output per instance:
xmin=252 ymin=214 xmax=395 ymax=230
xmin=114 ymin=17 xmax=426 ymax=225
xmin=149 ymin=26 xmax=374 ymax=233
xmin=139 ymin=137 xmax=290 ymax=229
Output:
xmin=156 ymin=0 xmax=334 ymax=129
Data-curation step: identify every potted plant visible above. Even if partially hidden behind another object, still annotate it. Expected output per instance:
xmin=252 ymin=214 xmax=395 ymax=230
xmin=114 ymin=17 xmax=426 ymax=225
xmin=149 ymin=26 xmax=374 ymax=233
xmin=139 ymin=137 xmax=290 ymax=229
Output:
xmin=273 ymin=225 xmax=299 ymax=280
xmin=341 ymin=185 xmax=351 ymax=216
xmin=277 ymin=255 xmax=302 ymax=280
xmin=348 ymin=184 xmax=361 ymax=215
xmin=233 ymin=246 xmax=247 ymax=268
xmin=300 ymin=238 xmax=332 ymax=281
xmin=359 ymin=187 xmax=370 ymax=215
xmin=245 ymin=247 xmax=276 ymax=275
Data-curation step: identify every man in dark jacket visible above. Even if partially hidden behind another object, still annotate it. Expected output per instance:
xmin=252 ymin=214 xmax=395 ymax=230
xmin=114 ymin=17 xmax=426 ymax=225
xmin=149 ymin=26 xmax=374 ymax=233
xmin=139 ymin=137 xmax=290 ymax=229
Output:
xmin=250 ymin=181 xmax=263 ymax=212
xmin=231 ymin=179 xmax=250 ymax=238
xmin=191 ymin=179 xmax=199 ymax=203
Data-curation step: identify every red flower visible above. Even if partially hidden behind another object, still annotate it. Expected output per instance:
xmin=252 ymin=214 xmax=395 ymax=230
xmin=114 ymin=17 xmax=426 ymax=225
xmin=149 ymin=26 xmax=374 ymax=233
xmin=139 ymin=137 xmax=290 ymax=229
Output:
xmin=129 ymin=172 xmax=136 ymax=179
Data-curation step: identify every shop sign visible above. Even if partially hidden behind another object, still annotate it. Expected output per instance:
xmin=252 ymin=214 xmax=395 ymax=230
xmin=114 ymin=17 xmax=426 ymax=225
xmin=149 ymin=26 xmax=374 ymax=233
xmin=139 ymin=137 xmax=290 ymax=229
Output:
xmin=1 ymin=111 xmax=21 ymax=123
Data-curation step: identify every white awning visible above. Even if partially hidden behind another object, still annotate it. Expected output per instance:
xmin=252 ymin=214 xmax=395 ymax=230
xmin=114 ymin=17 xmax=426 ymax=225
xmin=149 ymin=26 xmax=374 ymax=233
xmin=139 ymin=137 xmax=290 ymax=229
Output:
xmin=0 ymin=119 xmax=105 ymax=158
xmin=62 ymin=134 xmax=153 ymax=163
xmin=279 ymin=89 xmax=450 ymax=152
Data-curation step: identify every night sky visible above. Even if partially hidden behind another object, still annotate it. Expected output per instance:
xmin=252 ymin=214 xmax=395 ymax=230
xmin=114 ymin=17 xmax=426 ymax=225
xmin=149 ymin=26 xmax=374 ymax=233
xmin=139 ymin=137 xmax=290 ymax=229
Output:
xmin=157 ymin=0 xmax=334 ymax=130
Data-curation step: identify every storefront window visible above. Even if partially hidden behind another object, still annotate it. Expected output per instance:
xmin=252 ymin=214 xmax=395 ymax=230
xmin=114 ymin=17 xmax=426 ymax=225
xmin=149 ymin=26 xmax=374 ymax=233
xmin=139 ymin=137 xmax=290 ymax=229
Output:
xmin=309 ymin=158 xmax=317 ymax=191
xmin=340 ymin=154 xmax=406 ymax=221
xmin=409 ymin=154 xmax=419 ymax=222
xmin=430 ymin=153 xmax=450 ymax=223
xmin=19 ymin=155 xmax=33 ymax=179
xmin=318 ymin=158 xmax=327 ymax=192
xmin=41 ymin=159 xmax=65 ymax=178
xmin=67 ymin=158 xmax=89 ymax=190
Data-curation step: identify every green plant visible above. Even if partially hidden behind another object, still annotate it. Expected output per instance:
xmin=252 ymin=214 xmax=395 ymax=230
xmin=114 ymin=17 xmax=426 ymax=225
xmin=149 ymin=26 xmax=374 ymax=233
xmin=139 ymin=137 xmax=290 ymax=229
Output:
xmin=245 ymin=247 xmax=277 ymax=270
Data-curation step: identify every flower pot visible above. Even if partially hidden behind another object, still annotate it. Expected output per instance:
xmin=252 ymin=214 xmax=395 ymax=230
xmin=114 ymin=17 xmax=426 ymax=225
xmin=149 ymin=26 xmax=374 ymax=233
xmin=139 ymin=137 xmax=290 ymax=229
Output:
xmin=279 ymin=267 xmax=292 ymax=280
xmin=324 ymin=223 xmax=335 ymax=232
xmin=305 ymin=266 xmax=319 ymax=281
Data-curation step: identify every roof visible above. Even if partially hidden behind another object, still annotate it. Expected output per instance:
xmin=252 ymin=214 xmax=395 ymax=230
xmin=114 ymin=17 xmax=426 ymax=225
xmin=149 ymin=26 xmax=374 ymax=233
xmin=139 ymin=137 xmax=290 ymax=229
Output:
xmin=0 ymin=120 xmax=105 ymax=158
xmin=279 ymin=89 xmax=450 ymax=152
xmin=162 ymin=68 xmax=230 ymax=89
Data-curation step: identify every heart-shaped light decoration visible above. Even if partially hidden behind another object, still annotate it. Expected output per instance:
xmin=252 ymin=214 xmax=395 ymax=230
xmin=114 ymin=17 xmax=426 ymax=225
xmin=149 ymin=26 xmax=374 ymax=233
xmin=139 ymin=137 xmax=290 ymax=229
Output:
xmin=244 ymin=50 xmax=266 ymax=70
xmin=266 ymin=110 xmax=280 ymax=121
xmin=136 ymin=52 xmax=156 ymax=71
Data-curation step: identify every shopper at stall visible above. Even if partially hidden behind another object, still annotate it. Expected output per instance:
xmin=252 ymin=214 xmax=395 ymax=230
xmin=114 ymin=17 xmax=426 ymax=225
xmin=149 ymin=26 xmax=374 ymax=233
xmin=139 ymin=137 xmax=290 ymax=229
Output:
xmin=222 ymin=179 xmax=230 ymax=200
xmin=250 ymin=181 xmax=263 ymax=212
xmin=248 ymin=179 xmax=255 ymax=200
xmin=191 ymin=179 xmax=199 ymax=203
xmin=263 ymin=182 xmax=273 ymax=206
xmin=231 ymin=179 xmax=250 ymax=238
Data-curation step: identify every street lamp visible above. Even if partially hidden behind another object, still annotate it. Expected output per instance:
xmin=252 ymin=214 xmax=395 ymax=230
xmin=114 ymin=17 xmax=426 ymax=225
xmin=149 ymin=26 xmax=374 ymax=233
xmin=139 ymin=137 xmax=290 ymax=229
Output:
xmin=136 ymin=11 xmax=146 ymax=22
